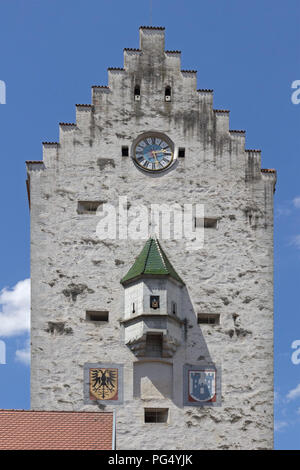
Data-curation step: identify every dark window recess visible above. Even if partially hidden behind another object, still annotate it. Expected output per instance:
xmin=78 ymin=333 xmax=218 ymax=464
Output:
xmin=77 ymin=201 xmax=104 ymax=214
xmin=165 ymin=86 xmax=171 ymax=101
xmin=134 ymin=85 xmax=140 ymax=101
xmin=194 ymin=217 xmax=218 ymax=229
xmin=197 ymin=313 xmax=220 ymax=325
xmin=122 ymin=146 xmax=129 ymax=157
xmin=132 ymin=303 xmax=135 ymax=314
xmin=86 ymin=311 xmax=109 ymax=322
xmin=145 ymin=334 xmax=163 ymax=357
xmin=150 ymin=295 xmax=160 ymax=309
xmin=178 ymin=148 xmax=185 ymax=158
xmin=172 ymin=301 xmax=177 ymax=315
xmin=144 ymin=408 xmax=168 ymax=423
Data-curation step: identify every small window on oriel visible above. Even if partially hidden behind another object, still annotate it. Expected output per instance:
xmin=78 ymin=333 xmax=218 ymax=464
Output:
xmin=178 ymin=148 xmax=185 ymax=158
xmin=122 ymin=146 xmax=129 ymax=157
xmin=150 ymin=295 xmax=160 ymax=309
xmin=145 ymin=334 xmax=163 ymax=357
xmin=172 ymin=302 xmax=177 ymax=315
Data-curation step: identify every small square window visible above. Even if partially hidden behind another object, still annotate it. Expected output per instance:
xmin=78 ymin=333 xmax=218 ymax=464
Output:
xmin=194 ymin=217 xmax=218 ymax=229
xmin=144 ymin=408 xmax=168 ymax=423
xmin=86 ymin=311 xmax=109 ymax=322
xmin=122 ymin=146 xmax=129 ymax=157
xmin=77 ymin=201 xmax=104 ymax=214
xmin=178 ymin=148 xmax=185 ymax=158
xmin=197 ymin=313 xmax=220 ymax=325
xmin=204 ymin=218 xmax=218 ymax=229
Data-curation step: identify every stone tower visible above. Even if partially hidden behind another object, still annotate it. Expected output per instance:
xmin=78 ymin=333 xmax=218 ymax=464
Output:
xmin=27 ymin=26 xmax=276 ymax=450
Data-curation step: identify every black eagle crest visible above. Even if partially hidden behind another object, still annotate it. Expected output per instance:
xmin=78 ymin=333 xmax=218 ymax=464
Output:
xmin=91 ymin=369 xmax=117 ymax=400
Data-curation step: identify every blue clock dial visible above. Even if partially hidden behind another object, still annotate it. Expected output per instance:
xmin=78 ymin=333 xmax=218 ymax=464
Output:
xmin=134 ymin=136 xmax=173 ymax=172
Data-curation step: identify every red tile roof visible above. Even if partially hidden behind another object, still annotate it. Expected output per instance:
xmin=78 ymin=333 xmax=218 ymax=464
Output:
xmin=0 ymin=410 xmax=113 ymax=450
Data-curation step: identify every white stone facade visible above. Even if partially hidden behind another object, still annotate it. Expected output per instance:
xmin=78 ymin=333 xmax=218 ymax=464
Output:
xmin=27 ymin=27 xmax=276 ymax=449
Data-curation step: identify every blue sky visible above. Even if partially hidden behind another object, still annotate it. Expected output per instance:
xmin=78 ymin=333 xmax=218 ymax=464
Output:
xmin=0 ymin=0 xmax=299 ymax=449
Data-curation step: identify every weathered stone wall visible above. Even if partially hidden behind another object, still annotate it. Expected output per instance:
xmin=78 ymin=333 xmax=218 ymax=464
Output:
xmin=28 ymin=27 xmax=276 ymax=450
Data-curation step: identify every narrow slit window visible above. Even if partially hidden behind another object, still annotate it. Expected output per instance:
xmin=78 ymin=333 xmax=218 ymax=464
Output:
xmin=172 ymin=301 xmax=177 ymax=315
xmin=134 ymin=85 xmax=140 ymax=101
xmin=144 ymin=408 xmax=168 ymax=423
xmin=197 ymin=313 xmax=220 ymax=325
xmin=86 ymin=311 xmax=109 ymax=322
xmin=132 ymin=303 xmax=135 ymax=314
xmin=178 ymin=148 xmax=185 ymax=158
xmin=122 ymin=146 xmax=129 ymax=157
xmin=165 ymin=86 xmax=171 ymax=101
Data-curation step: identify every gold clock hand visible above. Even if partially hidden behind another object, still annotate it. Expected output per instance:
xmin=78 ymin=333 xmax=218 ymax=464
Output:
xmin=151 ymin=151 xmax=158 ymax=165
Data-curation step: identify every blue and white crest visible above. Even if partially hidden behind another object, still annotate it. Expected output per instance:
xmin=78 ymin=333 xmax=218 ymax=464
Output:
xmin=188 ymin=369 xmax=216 ymax=402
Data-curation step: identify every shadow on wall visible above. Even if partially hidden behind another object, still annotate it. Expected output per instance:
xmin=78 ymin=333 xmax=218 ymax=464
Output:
xmin=132 ymin=286 xmax=216 ymax=408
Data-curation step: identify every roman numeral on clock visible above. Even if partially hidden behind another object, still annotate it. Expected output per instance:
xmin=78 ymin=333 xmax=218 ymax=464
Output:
xmin=134 ymin=135 xmax=173 ymax=172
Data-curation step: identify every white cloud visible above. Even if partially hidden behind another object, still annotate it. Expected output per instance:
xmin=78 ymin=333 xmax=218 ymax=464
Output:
xmin=0 ymin=279 xmax=30 ymax=337
xmin=293 ymin=197 xmax=300 ymax=209
xmin=290 ymin=235 xmax=300 ymax=250
xmin=275 ymin=206 xmax=291 ymax=217
xmin=15 ymin=339 xmax=30 ymax=366
xmin=286 ymin=384 xmax=300 ymax=401
xmin=274 ymin=421 xmax=288 ymax=432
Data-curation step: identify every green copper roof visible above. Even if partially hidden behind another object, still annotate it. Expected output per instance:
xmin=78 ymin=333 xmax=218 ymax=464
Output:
xmin=121 ymin=238 xmax=185 ymax=286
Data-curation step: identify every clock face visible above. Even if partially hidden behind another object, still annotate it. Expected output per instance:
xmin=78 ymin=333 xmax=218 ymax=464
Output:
xmin=133 ymin=135 xmax=174 ymax=172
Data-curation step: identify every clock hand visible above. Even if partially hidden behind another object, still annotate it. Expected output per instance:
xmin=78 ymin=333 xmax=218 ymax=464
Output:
xmin=151 ymin=151 xmax=159 ymax=165
xmin=152 ymin=149 xmax=170 ymax=155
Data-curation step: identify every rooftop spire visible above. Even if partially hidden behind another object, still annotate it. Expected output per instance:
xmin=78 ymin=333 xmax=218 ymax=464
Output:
xmin=121 ymin=237 xmax=185 ymax=286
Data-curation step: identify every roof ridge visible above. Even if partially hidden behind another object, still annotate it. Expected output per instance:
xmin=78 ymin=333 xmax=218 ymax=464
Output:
xmin=143 ymin=238 xmax=153 ymax=273
xmin=0 ymin=408 xmax=113 ymax=414
xmin=154 ymin=238 xmax=167 ymax=271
